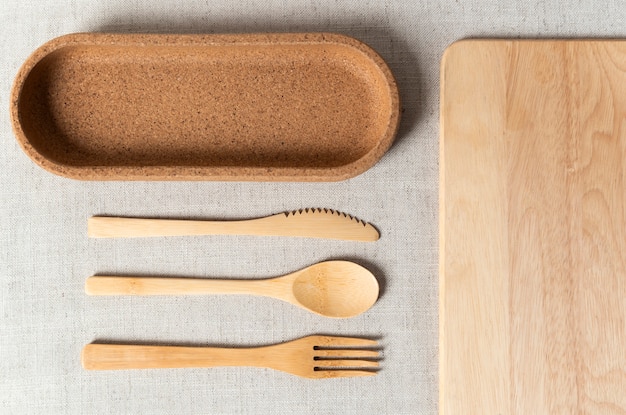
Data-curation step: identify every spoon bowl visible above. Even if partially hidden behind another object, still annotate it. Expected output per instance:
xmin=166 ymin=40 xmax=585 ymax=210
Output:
xmin=290 ymin=261 xmax=379 ymax=318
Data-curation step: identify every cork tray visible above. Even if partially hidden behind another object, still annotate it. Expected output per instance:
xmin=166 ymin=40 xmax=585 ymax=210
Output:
xmin=10 ymin=33 xmax=399 ymax=181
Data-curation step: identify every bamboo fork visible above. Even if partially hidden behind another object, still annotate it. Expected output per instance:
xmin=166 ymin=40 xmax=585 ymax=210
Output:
xmin=82 ymin=335 xmax=381 ymax=378
xmin=87 ymin=208 xmax=379 ymax=241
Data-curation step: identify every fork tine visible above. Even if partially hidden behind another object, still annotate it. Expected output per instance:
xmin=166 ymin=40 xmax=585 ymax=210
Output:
xmin=314 ymin=359 xmax=379 ymax=368
xmin=315 ymin=336 xmax=379 ymax=347
xmin=314 ymin=369 xmax=378 ymax=378
xmin=315 ymin=349 xmax=380 ymax=358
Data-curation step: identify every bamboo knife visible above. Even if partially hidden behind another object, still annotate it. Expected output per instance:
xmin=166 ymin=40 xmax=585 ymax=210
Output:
xmin=88 ymin=209 xmax=379 ymax=241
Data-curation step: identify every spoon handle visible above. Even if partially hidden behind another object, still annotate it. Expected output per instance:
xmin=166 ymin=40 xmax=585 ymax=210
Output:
xmin=85 ymin=276 xmax=286 ymax=297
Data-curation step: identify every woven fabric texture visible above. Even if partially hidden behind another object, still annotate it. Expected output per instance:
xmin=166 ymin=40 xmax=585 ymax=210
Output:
xmin=2 ymin=1 xmax=625 ymax=413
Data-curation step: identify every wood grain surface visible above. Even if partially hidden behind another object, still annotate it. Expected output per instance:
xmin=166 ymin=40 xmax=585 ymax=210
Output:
xmin=440 ymin=40 xmax=626 ymax=414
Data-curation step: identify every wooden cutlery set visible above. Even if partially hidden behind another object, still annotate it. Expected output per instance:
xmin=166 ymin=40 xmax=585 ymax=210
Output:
xmin=82 ymin=209 xmax=383 ymax=378
xmin=11 ymin=33 xmax=401 ymax=379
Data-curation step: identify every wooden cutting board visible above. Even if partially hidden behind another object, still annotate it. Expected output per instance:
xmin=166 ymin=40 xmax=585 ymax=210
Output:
xmin=440 ymin=40 xmax=626 ymax=414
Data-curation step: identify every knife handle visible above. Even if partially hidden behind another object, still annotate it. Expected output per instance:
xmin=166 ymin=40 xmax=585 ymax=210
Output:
xmin=88 ymin=216 xmax=254 ymax=238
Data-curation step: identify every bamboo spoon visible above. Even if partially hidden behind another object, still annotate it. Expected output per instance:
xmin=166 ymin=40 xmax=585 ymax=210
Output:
xmin=87 ymin=208 xmax=379 ymax=241
xmin=86 ymin=261 xmax=379 ymax=318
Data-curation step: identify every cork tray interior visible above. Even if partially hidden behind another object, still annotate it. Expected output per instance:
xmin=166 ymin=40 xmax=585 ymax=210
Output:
xmin=10 ymin=33 xmax=399 ymax=181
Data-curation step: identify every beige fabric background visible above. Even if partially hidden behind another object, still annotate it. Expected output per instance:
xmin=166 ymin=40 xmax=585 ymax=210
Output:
xmin=1 ymin=1 xmax=623 ymax=413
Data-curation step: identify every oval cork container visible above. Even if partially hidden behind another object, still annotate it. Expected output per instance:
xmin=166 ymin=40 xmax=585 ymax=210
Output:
xmin=10 ymin=33 xmax=400 ymax=181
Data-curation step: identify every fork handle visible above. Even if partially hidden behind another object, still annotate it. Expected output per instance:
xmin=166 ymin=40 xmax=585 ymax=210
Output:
xmin=82 ymin=344 xmax=267 ymax=370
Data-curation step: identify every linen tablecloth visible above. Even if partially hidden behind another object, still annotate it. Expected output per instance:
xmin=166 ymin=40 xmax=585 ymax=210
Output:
xmin=2 ymin=1 xmax=623 ymax=413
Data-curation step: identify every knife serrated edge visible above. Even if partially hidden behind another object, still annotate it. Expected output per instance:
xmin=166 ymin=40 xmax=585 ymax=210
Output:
xmin=268 ymin=208 xmax=380 ymax=241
